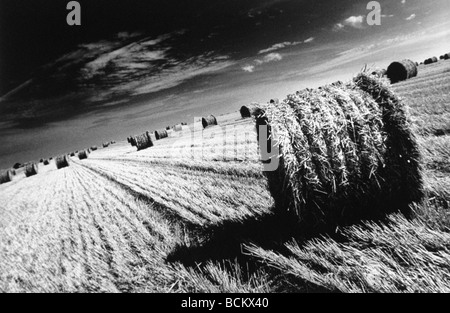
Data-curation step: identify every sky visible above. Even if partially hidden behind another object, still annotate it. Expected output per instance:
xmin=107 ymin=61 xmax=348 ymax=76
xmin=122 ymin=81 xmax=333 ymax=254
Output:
xmin=0 ymin=0 xmax=449 ymax=169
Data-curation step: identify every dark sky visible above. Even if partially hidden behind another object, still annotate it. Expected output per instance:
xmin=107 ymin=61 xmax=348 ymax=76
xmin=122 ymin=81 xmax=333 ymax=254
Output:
xmin=0 ymin=0 xmax=449 ymax=169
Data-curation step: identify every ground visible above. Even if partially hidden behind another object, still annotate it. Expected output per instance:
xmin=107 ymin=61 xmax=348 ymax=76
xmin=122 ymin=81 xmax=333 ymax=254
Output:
xmin=0 ymin=60 xmax=449 ymax=293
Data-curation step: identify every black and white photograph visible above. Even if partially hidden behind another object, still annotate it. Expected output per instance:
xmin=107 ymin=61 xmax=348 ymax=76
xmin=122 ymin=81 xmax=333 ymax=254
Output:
xmin=0 ymin=0 xmax=450 ymax=297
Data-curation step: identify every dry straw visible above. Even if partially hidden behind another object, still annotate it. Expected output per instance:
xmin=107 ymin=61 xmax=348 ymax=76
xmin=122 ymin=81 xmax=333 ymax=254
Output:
xmin=25 ymin=163 xmax=39 ymax=177
xmin=155 ymin=129 xmax=168 ymax=140
xmin=386 ymin=59 xmax=417 ymax=83
xmin=254 ymin=72 xmax=422 ymax=227
xmin=0 ymin=170 xmax=14 ymax=184
xmin=56 ymin=155 xmax=70 ymax=169
xmin=202 ymin=115 xmax=218 ymax=128
xmin=133 ymin=131 xmax=154 ymax=151
xmin=78 ymin=150 xmax=89 ymax=160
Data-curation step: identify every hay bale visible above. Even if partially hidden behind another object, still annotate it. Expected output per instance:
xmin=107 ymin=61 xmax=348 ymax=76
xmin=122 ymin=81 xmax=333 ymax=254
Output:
xmin=173 ymin=124 xmax=183 ymax=132
xmin=155 ymin=129 xmax=168 ymax=140
xmin=432 ymin=56 xmax=438 ymax=63
xmin=78 ymin=150 xmax=89 ymax=160
xmin=240 ymin=104 xmax=259 ymax=118
xmin=103 ymin=142 xmax=110 ymax=148
xmin=110 ymin=140 xmax=116 ymax=145
xmin=70 ymin=152 xmax=75 ymax=157
xmin=386 ymin=59 xmax=417 ymax=84
xmin=201 ymin=115 xmax=218 ymax=128
xmin=440 ymin=55 xmax=444 ymax=60
xmin=444 ymin=53 xmax=450 ymax=60
xmin=91 ymin=146 xmax=98 ymax=151
xmin=25 ymin=163 xmax=39 ymax=177
xmin=0 ymin=170 xmax=14 ymax=184
xmin=43 ymin=159 xmax=50 ymax=165
xmin=13 ymin=163 xmax=22 ymax=169
xmin=134 ymin=131 xmax=153 ymax=151
xmin=254 ymin=72 xmax=422 ymax=227
xmin=56 ymin=155 xmax=70 ymax=169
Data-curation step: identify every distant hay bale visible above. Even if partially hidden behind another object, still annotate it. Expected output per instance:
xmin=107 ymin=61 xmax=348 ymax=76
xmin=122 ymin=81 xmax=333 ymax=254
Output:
xmin=173 ymin=124 xmax=183 ymax=132
xmin=201 ymin=115 xmax=218 ymax=128
xmin=155 ymin=129 xmax=168 ymax=140
xmin=129 ymin=136 xmax=137 ymax=147
xmin=70 ymin=152 xmax=75 ymax=157
xmin=39 ymin=159 xmax=44 ymax=163
xmin=13 ymin=163 xmax=22 ymax=169
xmin=103 ymin=142 xmax=110 ymax=148
xmin=43 ymin=159 xmax=50 ymax=165
xmin=25 ymin=163 xmax=39 ymax=177
xmin=78 ymin=150 xmax=89 ymax=160
xmin=240 ymin=104 xmax=259 ymax=118
xmin=432 ymin=56 xmax=438 ymax=63
xmin=444 ymin=53 xmax=450 ymax=60
xmin=56 ymin=155 xmax=70 ymax=169
xmin=440 ymin=55 xmax=444 ymax=60
xmin=425 ymin=57 xmax=438 ymax=64
xmin=0 ymin=170 xmax=14 ymax=184
xmin=386 ymin=59 xmax=417 ymax=83
xmin=91 ymin=146 xmax=98 ymax=151
xmin=134 ymin=131 xmax=154 ymax=151
xmin=254 ymin=72 xmax=423 ymax=227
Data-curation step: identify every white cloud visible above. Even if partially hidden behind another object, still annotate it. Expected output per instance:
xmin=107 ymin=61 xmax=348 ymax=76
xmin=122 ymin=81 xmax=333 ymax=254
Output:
xmin=241 ymin=52 xmax=283 ymax=72
xmin=263 ymin=53 xmax=283 ymax=62
xmin=242 ymin=65 xmax=255 ymax=73
xmin=405 ymin=14 xmax=416 ymax=21
xmin=333 ymin=23 xmax=345 ymax=32
xmin=401 ymin=0 xmax=406 ymax=5
xmin=258 ymin=41 xmax=301 ymax=54
xmin=344 ymin=15 xmax=365 ymax=28
xmin=303 ymin=37 xmax=315 ymax=43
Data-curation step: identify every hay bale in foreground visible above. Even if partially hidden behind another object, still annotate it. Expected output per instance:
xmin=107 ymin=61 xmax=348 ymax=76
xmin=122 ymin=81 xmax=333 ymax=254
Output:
xmin=0 ymin=170 xmax=14 ymax=184
xmin=240 ymin=104 xmax=259 ymax=118
xmin=78 ymin=150 xmax=89 ymax=160
xmin=202 ymin=115 xmax=218 ymax=128
xmin=56 ymin=155 xmax=70 ymax=169
xmin=155 ymin=129 xmax=168 ymax=140
xmin=254 ymin=72 xmax=422 ymax=227
xmin=386 ymin=59 xmax=417 ymax=84
xmin=133 ymin=131 xmax=153 ymax=151
xmin=25 ymin=163 xmax=39 ymax=177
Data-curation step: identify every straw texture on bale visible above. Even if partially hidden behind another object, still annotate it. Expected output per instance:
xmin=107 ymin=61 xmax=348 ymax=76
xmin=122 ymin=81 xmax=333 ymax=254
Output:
xmin=134 ymin=131 xmax=154 ymax=151
xmin=202 ymin=115 xmax=218 ymax=128
xmin=254 ymin=72 xmax=423 ymax=227
xmin=155 ymin=129 xmax=168 ymax=140
xmin=173 ymin=124 xmax=183 ymax=132
xmin=0 ymin=170 xmax=14 ymax=184
xmin=78 ymin=150 xmax=89 ymax=160
xmin=386 ymin=59 xmax=417 ymax=84
xmin=240 ymin=104 xmax=259 ymax=118
xmin=25 ymin=163 xmax=39 ymax=177
xmin=56 ymin=155 xmax=70 ymax=169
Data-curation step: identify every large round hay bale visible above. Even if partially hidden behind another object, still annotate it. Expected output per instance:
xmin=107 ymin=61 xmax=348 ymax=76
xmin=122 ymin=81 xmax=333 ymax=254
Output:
xmin=173 ymin=124 xmax=183 ymax=132
xmin=444 ymin=53 xmax=450 ymax=60
xmin=0 ymin=170 xmax=14 ymax=184
xmin=201 ymin=115 xmax=218 ymax=128
xmin=155 ymin=129 xmax=168 ymax=140
xmin=440 ymin=55 xmax=444 ymax=60
xmin=134 ymin=131 xmax=154 ymax=151
xmin=424 ymin=58 xmax=432 ymax=65
xmin=386 ymin=59 xmax=417 ymax=83
xmin=240 ymin=104 xmax=259 ymax=118
xmin=254 ymin=72 xmax=423 ymax=228
xmin=25 ymin=163 xmax=39 ymax=177
xmin=78 ymin=150 xmax=89 ymax=160
xmin=56 ymin=155 xmax=70 ymax=169
xmin=432 ymin=56 xmax=438 ymax=63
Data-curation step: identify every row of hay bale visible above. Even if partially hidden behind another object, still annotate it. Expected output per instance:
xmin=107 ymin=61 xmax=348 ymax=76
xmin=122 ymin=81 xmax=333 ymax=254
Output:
xmin=251 ymin=71 xmax=423 ymax=229
xmin=424 ymin=56 xmax=438 ymax=65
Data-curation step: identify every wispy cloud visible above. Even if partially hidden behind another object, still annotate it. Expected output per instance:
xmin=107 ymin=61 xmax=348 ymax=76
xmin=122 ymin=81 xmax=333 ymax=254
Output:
xmin=242 ymin=65 xmax=256 ymax=72
xmin=242 ymin=52 xmax=284 ymax=73
xmin=401 ymin=0 xmax=406 ymax=5
xmin=344 ymin=15 xmax=365 ymax=28
xmin=258 ymin=37 xmax=314 ymax=54
xmin=405 ymin=13 xmax=416 ymax=21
